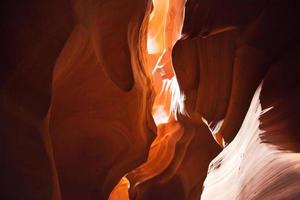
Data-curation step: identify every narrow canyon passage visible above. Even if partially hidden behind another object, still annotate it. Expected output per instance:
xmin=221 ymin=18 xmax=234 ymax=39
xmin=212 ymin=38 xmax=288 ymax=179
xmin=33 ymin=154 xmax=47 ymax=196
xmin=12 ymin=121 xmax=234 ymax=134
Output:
xmin=109 ymin=0 xmax=186 ymax=199
xmin=2 ymin=1 xmax=300 ymax=199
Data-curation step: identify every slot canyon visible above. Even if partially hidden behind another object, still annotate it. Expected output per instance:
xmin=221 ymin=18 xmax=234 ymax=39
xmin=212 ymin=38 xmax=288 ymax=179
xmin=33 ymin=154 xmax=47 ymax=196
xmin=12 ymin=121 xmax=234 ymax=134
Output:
xmin=1 ymin=0 xmax=300 ymax=199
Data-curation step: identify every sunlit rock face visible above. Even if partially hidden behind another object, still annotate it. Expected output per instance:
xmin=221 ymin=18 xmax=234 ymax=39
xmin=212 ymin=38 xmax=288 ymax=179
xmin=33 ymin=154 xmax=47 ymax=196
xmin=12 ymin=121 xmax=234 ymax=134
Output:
xmin=130 ymin=31 xmax=240 ymax=199
xmin=202 ymin=83 xmax=300 ymax=200
xmin=105 ymin=1 xmax=239 ymax=198
xmin=181 ymin=0 xmax=300 ymax=199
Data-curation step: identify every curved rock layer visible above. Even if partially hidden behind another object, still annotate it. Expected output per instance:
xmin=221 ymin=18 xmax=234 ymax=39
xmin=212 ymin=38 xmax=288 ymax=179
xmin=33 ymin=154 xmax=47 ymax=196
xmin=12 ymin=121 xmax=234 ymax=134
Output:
xmin=48 ymin=0 xmax=156 ymax=199
xmin=1 ymin=0 xmax=155 ymax=199
xmin=182 ymin=0 xmax=300 ymax=199
xmin=110 ymin=0 xmax=241 ymax=199
xmin=110 ymin=0 xmax=191 ymax=198
xmin=127 ymin=30 xmax=239 ymax=199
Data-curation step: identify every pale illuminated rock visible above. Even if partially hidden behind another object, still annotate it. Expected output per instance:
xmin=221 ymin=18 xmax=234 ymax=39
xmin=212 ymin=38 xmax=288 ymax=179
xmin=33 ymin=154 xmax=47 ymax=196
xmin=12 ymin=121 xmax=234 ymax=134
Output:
xmin=202 ymin=84 xmax=300 ymax=199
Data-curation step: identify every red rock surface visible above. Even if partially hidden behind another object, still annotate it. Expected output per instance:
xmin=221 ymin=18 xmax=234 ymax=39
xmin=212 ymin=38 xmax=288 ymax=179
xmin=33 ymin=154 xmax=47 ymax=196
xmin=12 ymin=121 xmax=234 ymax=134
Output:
xmin=1 ymin=0 xmax=300 ymax=199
